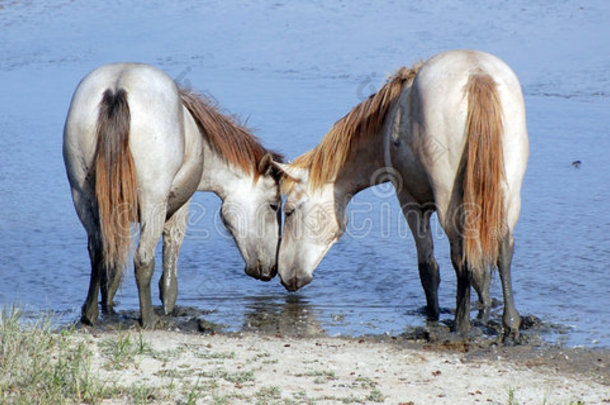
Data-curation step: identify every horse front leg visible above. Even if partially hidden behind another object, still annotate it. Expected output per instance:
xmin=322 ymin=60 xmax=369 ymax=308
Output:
xmin=450 ymin=236 xmax=471 ymax=334
xmin=82 ymin=234 xmax=103 ymax=325
xmin=498 ymin=235 xmax=521 ymax=341
xmin=159 ymin=201 xmax=189 ymax=315
xmin=402 ymin=203 xmax=440 ymax=321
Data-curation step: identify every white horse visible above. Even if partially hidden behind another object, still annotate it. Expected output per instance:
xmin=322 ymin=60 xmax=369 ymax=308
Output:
xmin=63 ymin=63 xmax=282 ymax=327
xmin=274 ymin=50 xmax=529 ymax=338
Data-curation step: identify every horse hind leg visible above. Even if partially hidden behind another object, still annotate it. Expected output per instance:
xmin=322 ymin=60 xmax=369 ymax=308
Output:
xmin=472 ymin=266 xmax=492 ymax=322
xmin=498 ymin=234 xmax=521 ymax=340
xmin=82 ymin=232 xmax=104 ymax=325
xmin=100 ymin=262 xmax=124 ymax=314
xmin=72 ymin=189 xmax=104 ymax=325
xmin=159 ymin=201 xmax=189 ymax=315
xmin=135 ymin=201 xmax=167 ymax=328
xmin=449 ymin=236 xmax=472 ymax=334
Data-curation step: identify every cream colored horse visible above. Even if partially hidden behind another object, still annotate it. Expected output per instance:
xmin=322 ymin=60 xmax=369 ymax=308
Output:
xmin=274 ymin=50 xmax=529 ymax=338
xmin=64 ymin=63 xmax=282 ymax=327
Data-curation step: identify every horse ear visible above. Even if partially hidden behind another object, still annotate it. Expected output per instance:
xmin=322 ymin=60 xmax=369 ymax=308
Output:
xmin=258 ymin=153 xmax=273 ymax=175
xmin=271 ymin=161 xmax=306 ymax=184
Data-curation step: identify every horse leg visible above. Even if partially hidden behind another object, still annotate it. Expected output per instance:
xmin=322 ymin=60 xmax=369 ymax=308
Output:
xmin=82 ymin=233 xmax=103 ymax=325
xmin=159 ymin=201 xmax=189 ymax=315
xmin=450 ymin=236 xmax=471 ymax=334
xmin=498 ymin=235 xmax=521 ymax=340
xmin=471 ymin=267 xmax=491 ymax=322
xmin=100 ymin=264 xmax=123 ymax=314
xmin=402 ymin=203 xmax=440 ymax=321
xmin=135 ymin=203 xmax=166 ymax=328
xmin=72 ymin=188 xmax=104 ymax=325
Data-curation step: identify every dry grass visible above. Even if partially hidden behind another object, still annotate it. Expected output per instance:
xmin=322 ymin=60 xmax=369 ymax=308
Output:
xmin=0 ymin=306 xmax=106 ymax=403
xmin=0 ymin=307 xmax=594 ymax=404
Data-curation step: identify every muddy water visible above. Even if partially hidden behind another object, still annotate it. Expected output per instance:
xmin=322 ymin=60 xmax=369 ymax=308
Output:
xmin=1 ymin=1 xmax=609 ymax=347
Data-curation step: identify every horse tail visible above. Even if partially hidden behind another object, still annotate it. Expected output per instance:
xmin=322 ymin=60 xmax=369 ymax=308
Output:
xmin=94 ymin=88 xmax=139 ymax=281
xmin=462 ymin=72 xmax=506 ymax=270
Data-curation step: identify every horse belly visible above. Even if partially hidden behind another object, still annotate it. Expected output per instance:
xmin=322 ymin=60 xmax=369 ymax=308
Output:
xmin=166 ymin=160 xmax=202 ymax=218
xmin=391 ymin=141 xmax=434 ymax=204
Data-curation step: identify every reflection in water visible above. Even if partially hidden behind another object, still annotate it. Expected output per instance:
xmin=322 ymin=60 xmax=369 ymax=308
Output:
xmin=242 ymin=295 xmax=325 ymax=338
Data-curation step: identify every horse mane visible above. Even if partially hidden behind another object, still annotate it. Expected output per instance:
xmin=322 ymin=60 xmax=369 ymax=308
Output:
xmin=179 ymin=88 xmax=283 ymax=180
xmin=283 ymin=63 xmax=422 ymax=192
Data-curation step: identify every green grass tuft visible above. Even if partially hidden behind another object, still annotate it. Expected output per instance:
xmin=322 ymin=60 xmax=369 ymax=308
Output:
xmin=100 ymin=330 xmax=150 ymax=369
xmin=0 ymin=306 xmax=109 ymax=403
xmin=366 ymin=388 xmax=385 ymax=403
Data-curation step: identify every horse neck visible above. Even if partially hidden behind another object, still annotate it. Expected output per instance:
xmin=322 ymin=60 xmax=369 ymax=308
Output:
xmin=197 ymin=140 xmax=252 ymax=199
xmin=333 ymin=128 xmax=389 ymax=203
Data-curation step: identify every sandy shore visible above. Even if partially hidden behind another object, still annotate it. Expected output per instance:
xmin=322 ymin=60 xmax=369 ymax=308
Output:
xmin=79 ymin=329 xmax=609 ymax=404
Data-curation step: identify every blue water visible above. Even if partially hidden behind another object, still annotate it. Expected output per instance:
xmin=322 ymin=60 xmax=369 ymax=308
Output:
xmin=1 ymin=1 xmax=609 ymax=347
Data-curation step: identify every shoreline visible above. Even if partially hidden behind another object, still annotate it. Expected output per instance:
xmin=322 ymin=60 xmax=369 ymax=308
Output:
xmin=87 ymin=329 xmax=610 ymax=404
xmin=2 ymin=306 xmax=609 ymax=404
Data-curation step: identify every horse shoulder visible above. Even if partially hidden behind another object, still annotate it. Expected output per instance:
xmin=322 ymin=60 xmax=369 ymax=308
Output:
xmin=389 ymin=90 xmax=434 ymax=203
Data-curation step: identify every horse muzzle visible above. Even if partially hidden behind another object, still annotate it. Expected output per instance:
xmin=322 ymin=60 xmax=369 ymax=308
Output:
xmin=280 ymin=272 xmax=313 ymax=292
xmin=245 ymin=262 xmax=277 ymax=281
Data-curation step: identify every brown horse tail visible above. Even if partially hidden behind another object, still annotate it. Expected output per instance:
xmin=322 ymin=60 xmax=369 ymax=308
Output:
xmin=462 ymin=72 xmax=506 ymax=270
xmin=94 ymin=88 xmax=139 ymax=280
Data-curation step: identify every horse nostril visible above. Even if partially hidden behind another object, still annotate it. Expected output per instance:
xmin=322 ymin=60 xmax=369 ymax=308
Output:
xmin=280 ymin=274 xmax=309 ymax=292
xmin=280 ymin=277 xmax=296 ymax=292
xmin=259 ymin=266 xmax=277 ymax=282
xmin=245 ymin=265 xmax=261 ymax=279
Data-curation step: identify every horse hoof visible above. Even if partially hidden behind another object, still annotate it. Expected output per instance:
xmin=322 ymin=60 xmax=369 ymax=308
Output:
xmin=425 ymin=306 xmax=440 ymax=322
xmin=453 ymin=315 xmax=471 ymax=336
xmin=502 ymin=313 xmax=522 ymax=344
xmin=502 ymin=333 xmax=520 ymax=346
xmin=80 ymin=314 xmax=96 ymax=326
xmin=476 ymin=308 xmax=490 ymax=323
xmin=140 ymin=314 xmax=158 ymax=329
xmin=81 ymin=305 xmax=98 ymax=326
xmin=502 ymin=326 xmax=522 ymax=345
xmin=101 ymin=304 xmax=117 ymax=315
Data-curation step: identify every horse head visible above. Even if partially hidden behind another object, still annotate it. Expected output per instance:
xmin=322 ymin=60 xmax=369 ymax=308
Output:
xmin=273 ymin=161 xmax=345 ymax=291
xmin=221 ymin=153 xmax=282 ymax=281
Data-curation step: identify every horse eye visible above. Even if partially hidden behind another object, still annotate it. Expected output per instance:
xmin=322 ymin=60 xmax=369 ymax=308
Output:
xmin=285 ymin=208 xmax=294 ymax=217
xmin=269 ymin=203 xmax=279 ymax=212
